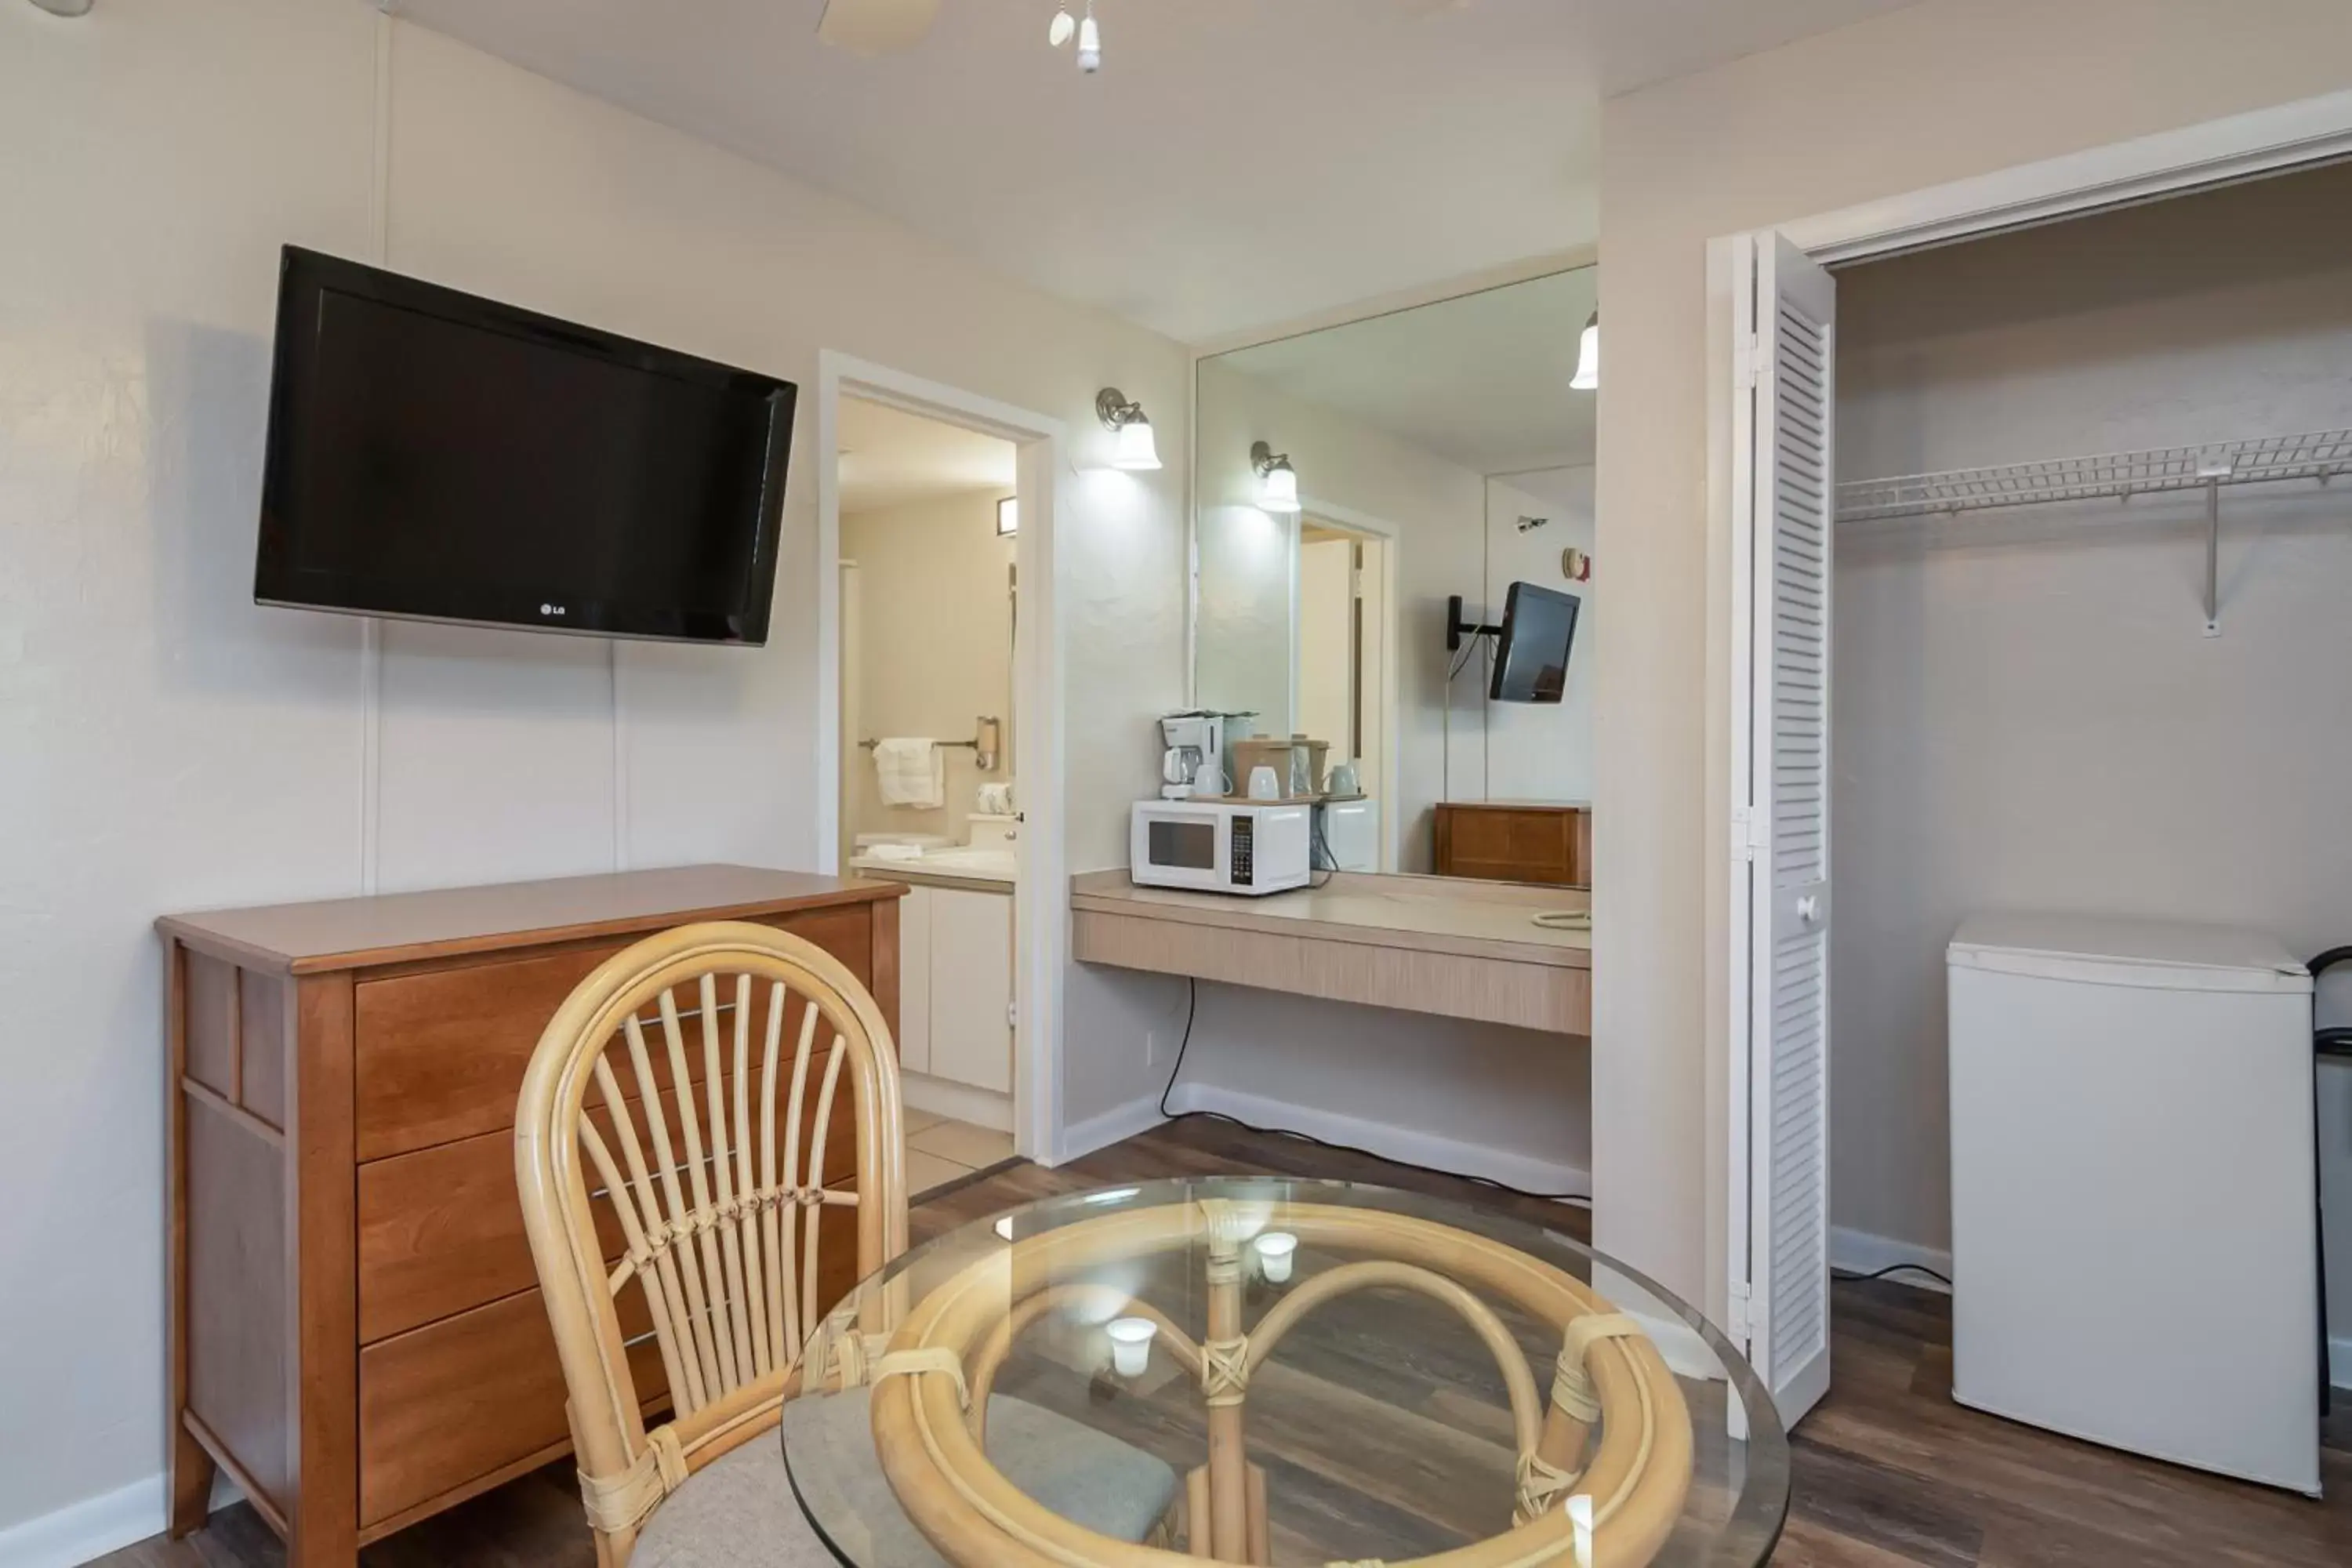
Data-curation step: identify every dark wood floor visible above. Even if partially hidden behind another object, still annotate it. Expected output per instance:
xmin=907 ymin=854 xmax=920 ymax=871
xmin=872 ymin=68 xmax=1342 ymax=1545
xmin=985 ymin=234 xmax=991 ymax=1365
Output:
xmin=105 ymin=1117 xmax=2351 ymax=1566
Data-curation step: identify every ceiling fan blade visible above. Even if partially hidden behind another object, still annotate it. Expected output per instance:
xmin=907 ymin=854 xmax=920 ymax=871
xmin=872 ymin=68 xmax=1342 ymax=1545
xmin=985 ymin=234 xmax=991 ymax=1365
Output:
xmin=816 ymin=0 xmax=944 ymax=55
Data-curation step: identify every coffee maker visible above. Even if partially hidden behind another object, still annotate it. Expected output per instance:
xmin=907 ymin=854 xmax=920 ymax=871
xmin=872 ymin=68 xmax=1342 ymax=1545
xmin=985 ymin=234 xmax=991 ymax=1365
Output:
xmin=1158 ymin=713 xmax=1228 ymax=800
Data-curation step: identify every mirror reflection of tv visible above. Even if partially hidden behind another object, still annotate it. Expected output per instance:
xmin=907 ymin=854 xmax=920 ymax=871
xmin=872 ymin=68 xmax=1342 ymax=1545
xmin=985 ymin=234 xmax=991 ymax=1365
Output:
xmin=1489 ymin=582 xmax=1581 ymax=703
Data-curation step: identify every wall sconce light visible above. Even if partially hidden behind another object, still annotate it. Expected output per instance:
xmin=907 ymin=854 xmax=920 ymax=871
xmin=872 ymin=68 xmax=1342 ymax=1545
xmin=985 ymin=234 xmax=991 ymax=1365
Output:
xmin=1250 ymin=441 xmax=1301 ymax=514
xmin=27 ymin=0 xmax=96 ymax=13
xmin=1105 ymin=1316 xmax=1157 ymax=1377
xmin=996 ymin=496 xmax=1018 ymax=536
xmin=1570 ymin=309 xmax=1599 ymax=391
xmin=1097 ymin=388 xmax=1162 ymax=470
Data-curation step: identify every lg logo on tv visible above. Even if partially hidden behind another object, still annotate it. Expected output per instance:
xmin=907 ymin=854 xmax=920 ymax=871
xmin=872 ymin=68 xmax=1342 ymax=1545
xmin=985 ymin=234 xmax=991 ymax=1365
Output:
xmin=540 ymin=603 xmax=567 ymax=617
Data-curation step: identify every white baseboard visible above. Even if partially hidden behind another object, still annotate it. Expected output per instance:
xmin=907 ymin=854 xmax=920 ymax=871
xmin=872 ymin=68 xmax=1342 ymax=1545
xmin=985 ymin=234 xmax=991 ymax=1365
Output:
xmin=900 ymin=1073 xmax=1013 ymax=1134
xmin=0 ymin=1470 xmax=240 ymax=1568
xmin=1165 ymin=1083 xmax=1591 ymax=1202
xmin=1058 ymin=1092 xmax=1167 ymax=1163
xmin=1830 ymin=1225 xmax=1954 ymax=1294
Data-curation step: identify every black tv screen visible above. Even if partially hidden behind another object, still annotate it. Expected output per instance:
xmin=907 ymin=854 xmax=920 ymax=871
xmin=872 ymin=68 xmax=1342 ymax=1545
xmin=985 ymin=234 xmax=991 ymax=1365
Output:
xmin=256 ymin=246 xmax=794 ymax=644
xmin=1489 ymin=581 xmax=1581 ymax=703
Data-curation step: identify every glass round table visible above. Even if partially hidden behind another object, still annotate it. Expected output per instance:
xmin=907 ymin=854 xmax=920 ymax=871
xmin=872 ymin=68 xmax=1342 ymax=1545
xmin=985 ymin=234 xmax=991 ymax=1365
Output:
xmin=782 ymin=1178 xmax=1788 ymax=1567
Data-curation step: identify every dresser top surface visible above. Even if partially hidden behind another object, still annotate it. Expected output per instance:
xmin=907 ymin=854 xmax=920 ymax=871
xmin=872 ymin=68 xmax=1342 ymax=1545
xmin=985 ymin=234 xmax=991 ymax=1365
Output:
xmin=158 ymin=863 xmax=898 ymax=974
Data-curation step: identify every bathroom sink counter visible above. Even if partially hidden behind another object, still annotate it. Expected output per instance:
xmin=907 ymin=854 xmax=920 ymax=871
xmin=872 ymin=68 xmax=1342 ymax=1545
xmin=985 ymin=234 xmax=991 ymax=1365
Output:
xmin=849 ymin=849 xmax=1017 ymax=893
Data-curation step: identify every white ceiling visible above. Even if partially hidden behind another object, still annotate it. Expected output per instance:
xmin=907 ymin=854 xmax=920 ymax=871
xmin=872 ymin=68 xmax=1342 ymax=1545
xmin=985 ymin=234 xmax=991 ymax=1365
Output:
xmin=838 ymin=396 xmax=1015 ymax=513
xmin=387 ymin=0 xmax=1920 ymax=343
xmin=1214 ymin=266 xmax=1596 ymax=477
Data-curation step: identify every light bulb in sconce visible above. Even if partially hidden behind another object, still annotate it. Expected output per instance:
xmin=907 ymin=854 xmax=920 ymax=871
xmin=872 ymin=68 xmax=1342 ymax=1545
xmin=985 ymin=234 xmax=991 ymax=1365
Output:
xmin=1251 ymin=441 xmax=1301 ymax=514
xmin=1048 ymin=5 xmax=1075 ymax=46
xmin=1105 ymin=1316 xmax=1156 ymax=1377
xmin=1254 ymin=1231 xmax=1298 ymax=1283
xmin=1076 ymin=6 xmax=1102 ymax=71
xmin=1098 ymin=388 xmax=1163 ymax=470
xmin=993 ymin=1215 xmax=1015 ymax=1240
xmin=1570 ymin=309 xmax=1599 ymax=391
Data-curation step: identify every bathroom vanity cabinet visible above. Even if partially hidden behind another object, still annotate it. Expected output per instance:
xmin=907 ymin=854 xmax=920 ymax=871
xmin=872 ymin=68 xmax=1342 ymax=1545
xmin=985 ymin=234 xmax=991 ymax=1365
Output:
xmin=896 ymin=881 xmax=1014 ymax=1097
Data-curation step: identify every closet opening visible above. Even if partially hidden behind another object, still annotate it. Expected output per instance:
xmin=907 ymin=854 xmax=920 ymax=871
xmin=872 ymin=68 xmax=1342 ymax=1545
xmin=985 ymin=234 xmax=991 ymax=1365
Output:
xmin=1728 ymin=151 xmax=2352 ymax=1475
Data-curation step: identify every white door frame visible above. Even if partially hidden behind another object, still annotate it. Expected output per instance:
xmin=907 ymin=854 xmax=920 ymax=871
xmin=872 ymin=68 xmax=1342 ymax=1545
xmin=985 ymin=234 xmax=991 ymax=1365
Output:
xmin=1297 ymin=497 xmax=1405 ymax=873
xmin=1704 ymin=86 xmax=2352 ymax=1332
xmin=815 ymin=351 xmax=1069 ymax=1165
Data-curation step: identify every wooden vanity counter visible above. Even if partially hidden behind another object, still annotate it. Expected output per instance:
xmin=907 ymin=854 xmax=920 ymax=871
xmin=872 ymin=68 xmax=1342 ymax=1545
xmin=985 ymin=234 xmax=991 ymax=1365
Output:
xmin=1071 ymin=869 xmax=1590 ymax=1036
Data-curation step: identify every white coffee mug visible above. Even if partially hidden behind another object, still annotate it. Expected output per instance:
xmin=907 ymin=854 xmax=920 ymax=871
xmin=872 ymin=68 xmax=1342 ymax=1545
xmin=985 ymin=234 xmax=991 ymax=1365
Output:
xmin=1247 ymin=765 xmax=1282 ymax=801
xmin=1327 ymin=761 xmax=1360 ymax=796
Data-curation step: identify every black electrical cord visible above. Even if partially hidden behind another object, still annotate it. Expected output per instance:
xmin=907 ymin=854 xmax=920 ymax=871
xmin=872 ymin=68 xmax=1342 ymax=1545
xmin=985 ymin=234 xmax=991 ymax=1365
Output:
xmin=1154 ymin=976 xmax=1592 ymax=1207
xmin=1832 ymin=1261 xmax=1953 ymax=1289
xmin=1307 ymin=808 xmax=1338 ymax=889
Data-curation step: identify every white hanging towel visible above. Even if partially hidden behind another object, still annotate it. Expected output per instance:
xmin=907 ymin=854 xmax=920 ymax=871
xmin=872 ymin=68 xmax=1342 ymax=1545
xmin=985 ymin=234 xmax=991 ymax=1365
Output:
xmin=872 ymin=738 xmax=944 ymax=808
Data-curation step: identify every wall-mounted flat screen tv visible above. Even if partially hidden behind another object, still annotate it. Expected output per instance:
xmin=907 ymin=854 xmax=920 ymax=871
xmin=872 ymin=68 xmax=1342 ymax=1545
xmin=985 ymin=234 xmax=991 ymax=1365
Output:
xmin=256 ymin=246 xmax=794 ymax=644
xmin=1489 ymin=581 xmax=1581 ymax=703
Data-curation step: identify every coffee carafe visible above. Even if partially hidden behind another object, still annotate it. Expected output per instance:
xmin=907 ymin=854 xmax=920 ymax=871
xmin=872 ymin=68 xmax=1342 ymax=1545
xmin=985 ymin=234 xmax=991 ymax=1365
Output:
xmin=1158 ymin=713 xmax=1227 ymax=800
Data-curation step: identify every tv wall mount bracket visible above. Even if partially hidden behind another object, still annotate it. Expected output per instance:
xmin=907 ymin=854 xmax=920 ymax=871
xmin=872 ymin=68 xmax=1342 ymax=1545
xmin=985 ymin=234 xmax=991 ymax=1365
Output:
xmin=1446 ymin=593 xmax=1504 ymax=655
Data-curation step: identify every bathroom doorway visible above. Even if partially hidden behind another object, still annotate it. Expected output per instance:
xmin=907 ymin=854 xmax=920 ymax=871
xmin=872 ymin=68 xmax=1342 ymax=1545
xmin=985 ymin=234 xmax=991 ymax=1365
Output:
xmin=816 ymin=355 xmax=1068 ymax=1173
xmin=834 ymin=395 xmax=1022 ymax=1187
xmin=1295 ymin=517 xmax=1391 ymax=867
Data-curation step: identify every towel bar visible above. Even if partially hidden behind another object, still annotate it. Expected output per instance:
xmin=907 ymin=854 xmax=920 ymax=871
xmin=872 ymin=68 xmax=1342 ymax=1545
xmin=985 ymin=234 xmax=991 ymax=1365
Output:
xmin=861 ymin=717 xmax=1001 ymax=772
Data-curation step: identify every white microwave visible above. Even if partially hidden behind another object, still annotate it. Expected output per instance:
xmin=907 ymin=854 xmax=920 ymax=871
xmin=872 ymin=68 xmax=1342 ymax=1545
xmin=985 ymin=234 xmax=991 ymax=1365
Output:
xmin=1131 ymin=800 xmax=1311 ymax=896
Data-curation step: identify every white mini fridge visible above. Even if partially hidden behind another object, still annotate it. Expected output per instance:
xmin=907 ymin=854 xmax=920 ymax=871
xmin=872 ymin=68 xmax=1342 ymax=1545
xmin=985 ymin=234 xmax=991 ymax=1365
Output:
xmin=1947 ymin=913 xmax=2318 ymax=1494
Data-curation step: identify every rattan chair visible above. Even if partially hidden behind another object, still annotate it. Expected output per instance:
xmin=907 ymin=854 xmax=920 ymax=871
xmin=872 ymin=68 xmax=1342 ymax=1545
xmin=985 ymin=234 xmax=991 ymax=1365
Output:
xmin=515 ymin=921 xmax=1176 ymax=1567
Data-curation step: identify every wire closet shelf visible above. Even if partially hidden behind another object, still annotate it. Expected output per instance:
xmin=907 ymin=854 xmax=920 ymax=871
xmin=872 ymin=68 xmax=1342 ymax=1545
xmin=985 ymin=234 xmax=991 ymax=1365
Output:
xmin=1835 ymin=426 xmax=2352 ymax=523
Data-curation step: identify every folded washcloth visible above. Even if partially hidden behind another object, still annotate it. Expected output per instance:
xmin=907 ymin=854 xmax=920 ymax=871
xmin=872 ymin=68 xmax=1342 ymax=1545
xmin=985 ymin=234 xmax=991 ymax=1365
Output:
xmin=873 ymin=738 xmax=944 ymax=808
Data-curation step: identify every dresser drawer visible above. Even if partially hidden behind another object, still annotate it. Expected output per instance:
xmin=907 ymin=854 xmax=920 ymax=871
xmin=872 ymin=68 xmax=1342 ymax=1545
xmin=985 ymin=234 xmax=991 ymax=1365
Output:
xmin=354 ymin=906 xmax=873 ymax=1160
xmin=358 ymin=1288 xmax=659 ymax=1527
xmin=358 ymin=1218 xmax=858 ymax=1526
xmin=358 ymin=1062 xmax=864 ymax=1343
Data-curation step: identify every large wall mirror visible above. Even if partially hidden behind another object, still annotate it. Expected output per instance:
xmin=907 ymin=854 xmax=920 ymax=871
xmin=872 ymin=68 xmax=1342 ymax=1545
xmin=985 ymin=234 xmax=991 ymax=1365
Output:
xmin=1191 ymin=263 xmax=1597 ymax=877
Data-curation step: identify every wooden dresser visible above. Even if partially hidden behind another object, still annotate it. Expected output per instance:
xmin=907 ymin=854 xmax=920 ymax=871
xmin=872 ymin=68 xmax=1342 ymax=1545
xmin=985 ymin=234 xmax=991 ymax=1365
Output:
xmin=1432 ymin=801 xmax=1592 ymax=886
xmin=158 ymin=866 xmax=904 ymax=1565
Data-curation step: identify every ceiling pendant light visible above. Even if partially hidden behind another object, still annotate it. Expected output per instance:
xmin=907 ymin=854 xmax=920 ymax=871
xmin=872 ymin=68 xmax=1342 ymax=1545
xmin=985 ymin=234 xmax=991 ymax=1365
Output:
xmin=1251 ymin=441 xmax=1301 ymax=514
xmin=1570 ymin=309 xmax=1599 ymax=391
xmin=1047 ymin=4 xmax=1075 ymax=46
xmin=1076 ymin=2 xmax=1102 ymax=72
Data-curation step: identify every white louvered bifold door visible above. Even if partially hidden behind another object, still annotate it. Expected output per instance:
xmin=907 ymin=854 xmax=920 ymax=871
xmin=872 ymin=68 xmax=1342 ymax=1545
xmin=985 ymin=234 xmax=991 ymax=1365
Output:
xmin=1727 ymin=230 xmax=1835 ymax=1428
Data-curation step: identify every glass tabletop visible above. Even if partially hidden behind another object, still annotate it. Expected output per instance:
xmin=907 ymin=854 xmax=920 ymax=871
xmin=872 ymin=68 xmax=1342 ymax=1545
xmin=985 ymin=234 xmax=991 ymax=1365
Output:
xmin=782 ymin=1177 xmax=1788 ymax=1567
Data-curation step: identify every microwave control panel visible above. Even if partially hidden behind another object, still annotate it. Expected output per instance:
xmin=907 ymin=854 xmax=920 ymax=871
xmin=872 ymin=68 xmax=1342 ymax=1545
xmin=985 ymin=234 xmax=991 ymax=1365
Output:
xmin=1229 ymin=817 xmax=1254 ymax=886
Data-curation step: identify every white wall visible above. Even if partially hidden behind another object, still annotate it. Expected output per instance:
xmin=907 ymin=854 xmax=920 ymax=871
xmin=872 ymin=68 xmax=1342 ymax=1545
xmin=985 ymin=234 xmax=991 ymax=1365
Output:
xmin=1482 ymin=470 xmax=1595 ymax=806
xmin=1171 ymin=987 xmax=1592 ymax=1196
xmin=1831 ymin=164 xmax=2352 ymax=1344
xmin=844 ymin=489 xmax=1017 ymax=846
xmin=0 ymin=0 xmax=1187 ymax=1548
xmin=1595 ymin=0 xmax=2352 ymax=1316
